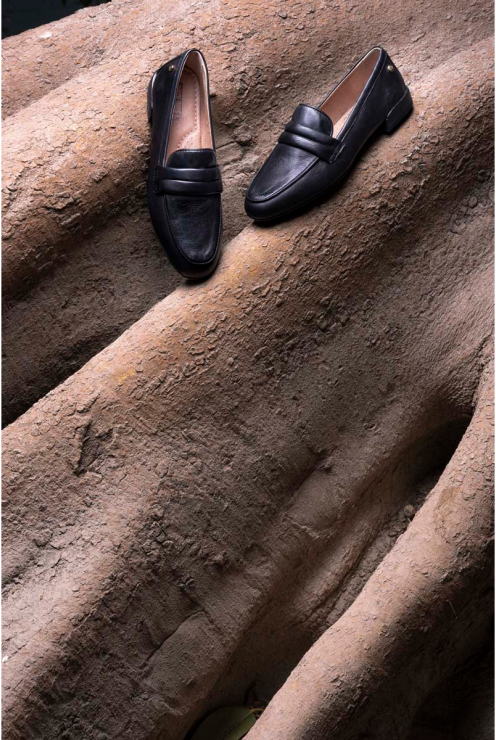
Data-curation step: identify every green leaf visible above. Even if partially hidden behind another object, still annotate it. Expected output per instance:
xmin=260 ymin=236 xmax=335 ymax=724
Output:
xmin=191 ymin=707 xmax=257 ymax=740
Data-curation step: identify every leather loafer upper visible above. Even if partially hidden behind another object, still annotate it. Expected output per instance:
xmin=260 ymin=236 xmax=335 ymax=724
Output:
xmin=147 ymin=49 xmax=222 ymax=279
xmin=245 ymin=47 xmax=412 ymax=222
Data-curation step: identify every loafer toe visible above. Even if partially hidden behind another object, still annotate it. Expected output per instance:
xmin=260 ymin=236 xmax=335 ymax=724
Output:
xmin=245 ymin=150 xmax=315 ymax=221
xmin=245 ymin=103 xmax=335 ymax=221
xmin=165 ymin=192 xmax=222 ymax=278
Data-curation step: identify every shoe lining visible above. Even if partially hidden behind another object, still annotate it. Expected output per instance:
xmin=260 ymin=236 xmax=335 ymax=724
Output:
xmin=321 ymin=48 xmax=381 ymax=138
xmin=166 ymin=51 xmax=213 ymax=160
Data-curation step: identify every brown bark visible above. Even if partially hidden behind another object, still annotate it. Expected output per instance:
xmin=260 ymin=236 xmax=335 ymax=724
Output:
xmin=2 ymin=33 xmax=494 ymax=740
xmin=247 ymin=367 xmax=494 ymax=740
xmin=2 ymin=0 xmax=494 ymax=424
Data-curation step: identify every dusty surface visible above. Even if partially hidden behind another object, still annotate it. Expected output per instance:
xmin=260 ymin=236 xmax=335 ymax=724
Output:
xmin=2 ymin=0 xmax=494 ymax=424
xmin=248 ymin=368 xmax=494 ymax=740
xmin=2 ymin=16 xmax=494 ymax=737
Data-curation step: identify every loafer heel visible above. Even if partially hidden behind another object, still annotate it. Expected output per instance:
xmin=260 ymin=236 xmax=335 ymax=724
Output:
xmin=384 ymin=87 xmax=413 ymax=134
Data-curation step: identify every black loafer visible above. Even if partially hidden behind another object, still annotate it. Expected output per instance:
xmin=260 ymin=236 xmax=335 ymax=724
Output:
xmin=245 ymin=47 xmax=412 ymax=222
xmin=147 ymin=49 xmax=222 ymax=279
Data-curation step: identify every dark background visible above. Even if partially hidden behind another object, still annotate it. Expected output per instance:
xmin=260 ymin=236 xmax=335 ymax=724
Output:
xmin=2 ymin=0 xmax=111 ymax=38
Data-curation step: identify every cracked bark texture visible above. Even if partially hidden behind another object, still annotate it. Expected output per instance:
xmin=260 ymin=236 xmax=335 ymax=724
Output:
xmin=2 ymin=0 xmax=494 ymax=424
xmin=2 ymin=2 xmax=494 ymax=740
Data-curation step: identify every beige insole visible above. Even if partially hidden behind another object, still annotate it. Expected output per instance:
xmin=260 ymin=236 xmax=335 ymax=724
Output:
xmin=321 ymin=48 xmax=381 ymax=138
xmin=166 ymin=53 xmax=213 ymax=161
xmin=332 ymin=108 xmax=355 ymax=136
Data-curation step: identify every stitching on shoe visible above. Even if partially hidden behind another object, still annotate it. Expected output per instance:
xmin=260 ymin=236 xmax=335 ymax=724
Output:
xmin=177 ymin=67 xmax=200 ymax=151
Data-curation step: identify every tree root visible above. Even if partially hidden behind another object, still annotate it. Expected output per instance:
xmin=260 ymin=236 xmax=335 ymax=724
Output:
xmin=2 ymin=39 xmax=493 ymax=740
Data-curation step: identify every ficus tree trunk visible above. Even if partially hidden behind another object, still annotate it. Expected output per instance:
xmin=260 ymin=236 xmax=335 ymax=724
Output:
xmin=1 ymin=0 xmax=493 ymax=424
xmin=1 ymin=1 xmax=494 ymax=739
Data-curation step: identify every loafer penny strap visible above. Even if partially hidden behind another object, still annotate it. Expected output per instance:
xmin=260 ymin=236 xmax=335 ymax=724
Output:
xmin=154 ymin=165 xmax=222 ymax=195
xmin=278 ymin=121 xmax=341 ymax=163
